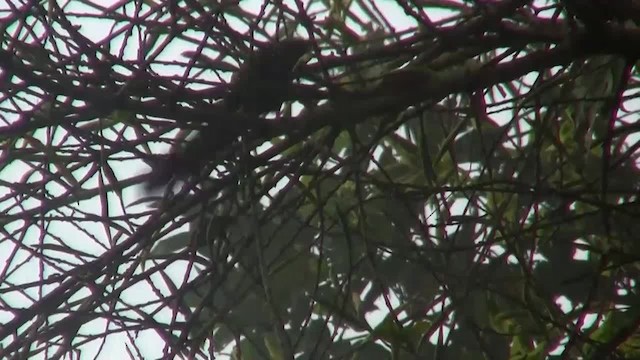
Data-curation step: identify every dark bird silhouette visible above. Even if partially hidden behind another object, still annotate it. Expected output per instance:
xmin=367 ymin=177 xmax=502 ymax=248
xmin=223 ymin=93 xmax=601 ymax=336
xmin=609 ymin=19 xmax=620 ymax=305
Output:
xmin=562 ymin=0 xmax=640 ymax=29
xmin=225 ymin=38 xmax=311 ymax=114
xmin=145 ymin=38 xmax=311 ymax=191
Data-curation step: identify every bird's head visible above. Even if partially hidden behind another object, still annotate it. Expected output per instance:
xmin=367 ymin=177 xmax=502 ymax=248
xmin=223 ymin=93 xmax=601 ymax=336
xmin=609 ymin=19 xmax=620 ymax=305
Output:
xmin=251 ymin=38 xmax=312 ymax=78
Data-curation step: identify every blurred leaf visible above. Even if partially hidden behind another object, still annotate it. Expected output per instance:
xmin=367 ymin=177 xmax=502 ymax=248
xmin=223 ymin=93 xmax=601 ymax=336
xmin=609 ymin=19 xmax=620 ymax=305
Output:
xmin=454 ymin=121 xmax=507 ymax=164
xmin=263 ymin=333 xmax=284 ymax=360
xmin=150 ymin=231 xmax=191 ymax=256
xmin=232 ymin=337 xmax=264 ymax=360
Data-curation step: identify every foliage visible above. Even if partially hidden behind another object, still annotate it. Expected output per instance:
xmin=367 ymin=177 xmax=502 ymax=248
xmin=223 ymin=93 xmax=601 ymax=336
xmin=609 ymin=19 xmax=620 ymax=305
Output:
xmin=1 ymin=0 xmax=640 ymax=359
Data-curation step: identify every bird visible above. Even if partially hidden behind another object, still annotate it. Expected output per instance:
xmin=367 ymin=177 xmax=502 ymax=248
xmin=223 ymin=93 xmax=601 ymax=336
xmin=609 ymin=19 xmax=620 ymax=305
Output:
xmin=145 ymin=38 xmax=312 ymax=191
xmin=225 ymin=38 xmax=311 ymax=114
xmin=562 ymin=0 xmax=640 ymax=29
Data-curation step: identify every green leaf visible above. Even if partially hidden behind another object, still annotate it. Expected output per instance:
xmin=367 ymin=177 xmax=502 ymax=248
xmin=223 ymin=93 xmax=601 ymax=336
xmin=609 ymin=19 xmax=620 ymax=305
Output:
xmin=149 ymin=231 xmax=191 ymax=256
xmin=264 ymin=333 xmax=284 ymax=360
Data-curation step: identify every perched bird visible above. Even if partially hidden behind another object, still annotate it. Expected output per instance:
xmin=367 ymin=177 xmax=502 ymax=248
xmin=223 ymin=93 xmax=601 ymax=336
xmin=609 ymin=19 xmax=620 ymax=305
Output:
xmin=562 ymin=0 xmax=640 ymax=28
xmin=225 ymin=38 xmax=311 ymax=114
xmin=145 ymin=38 xmax=311 ymax=191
